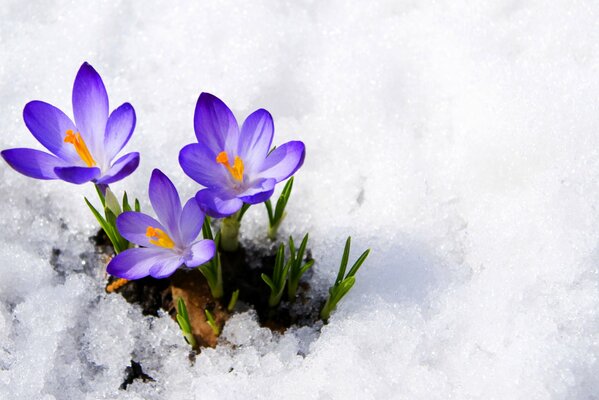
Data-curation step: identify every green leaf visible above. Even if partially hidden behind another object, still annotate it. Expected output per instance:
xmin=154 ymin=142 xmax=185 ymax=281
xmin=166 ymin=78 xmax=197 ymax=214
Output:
xmin=347 ymin=249 xmax=371 ymax=278
xmin=274 ymin=177 xmax=293 ymax=222
xmin=204 ymin=309 xmax=219 ymax=336
xmin=288 ymin=236 xmax=296 ymax=261
xmin=85 ymin=197 xmax=122 ymax=253
xmin=264 ymin=199 xmax=274 ymax=226
xmin=299 ymin=259 xmax=314 ymax=275
xmin=94 ymin=184 xmax=106 ymax=207
xmin=261 ymin=273 xmax=275 ymax=291
xmin=202 ymin=216 xmax=214 ymax=240
xmin=176 ymin=314 xmax=191 ymax=333
xmin=227 ymin=289 xmax=239 ymax=312
xmin=104 ymin=187 xmax=122 ymax=216
xmin=335 ymin=237 xmax=352 ymax=285
xmin=237 ymin=203 xmax=251 ymax=222
xmin=177 ymin=297 xmax=189 ymax=321
xmin=134 ymin=199 xmax=141 ymax=212
xmin=122 ymin=191 xmax=132 ymax=212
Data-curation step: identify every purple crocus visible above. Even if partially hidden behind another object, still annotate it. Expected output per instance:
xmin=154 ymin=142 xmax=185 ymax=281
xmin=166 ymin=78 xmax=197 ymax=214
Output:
xmin=107 ymin=169 xmax=216 ymax=279
xmin=1 ymin=62 xmax=139 ymax=185
xmin=179 ymin=93 xmax=305 ymax=218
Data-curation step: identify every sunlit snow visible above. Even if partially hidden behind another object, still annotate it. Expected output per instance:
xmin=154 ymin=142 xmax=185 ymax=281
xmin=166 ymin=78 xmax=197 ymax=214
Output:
xmin=1 ymin=1 xmax=599 ymax=399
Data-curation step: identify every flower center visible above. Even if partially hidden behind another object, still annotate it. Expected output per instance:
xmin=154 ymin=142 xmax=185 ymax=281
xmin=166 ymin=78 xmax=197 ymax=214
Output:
xmin=216 ymin=151 xmax=244 ymax=182
xmin=64 ymin=130 xmax=96 ymax=167
xmin=145 ymin=226 xmax=175 ymax=249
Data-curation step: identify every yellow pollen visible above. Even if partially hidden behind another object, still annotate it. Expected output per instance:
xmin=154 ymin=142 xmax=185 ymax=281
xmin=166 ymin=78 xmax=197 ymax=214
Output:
xmin=216 ymin=151 xmax=244 ymax=182
xmin=64 ymin=129 xmax=96 ymax=167
xmin=145 ymin=226 xmax=175 ymax=249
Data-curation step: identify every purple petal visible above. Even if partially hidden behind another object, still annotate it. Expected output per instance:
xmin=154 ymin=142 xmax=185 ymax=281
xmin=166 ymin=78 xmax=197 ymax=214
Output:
xmin=148 ymin=256 xmax=184 ymax=279
xmin=179 ymin=198 xmax=204 ymax=246
xmin=116 ymin=211 xmax=166 ymax=247
xmin=195 ymin=188 xmax=243 ymax=218
xmin=95 ymin=152 xmax=140 ymax=185
xmin=238 ymin=109 xmax=273 ymax=172
xmin=1 ymin=148 xmax=66 ymax=180
xmin=182 ymin=239 xmax=216 ymax=268
xmin=179 ymin=143 xmax=228 ymax=188
xmin=104 ymin=103 xmax=136 ymax=163
xmin=72 ymin=62 xmax=109 ymax=156
xmin=238 ymin=178 xmax=276 ymax=204
xmin=149 ymin=169 xmax=182 ymax=242
xmin=194 ymin=92 xmax=239 ymax=155
xmin=23 ymin=101 xmax=79 ymax=163
xmin=259 ymin=141 xmax=305 ymax=182
xmin=107 ymin=247 xmax=174 ymax=280
xmin=54 ymin=165 xmax=100 ymax=184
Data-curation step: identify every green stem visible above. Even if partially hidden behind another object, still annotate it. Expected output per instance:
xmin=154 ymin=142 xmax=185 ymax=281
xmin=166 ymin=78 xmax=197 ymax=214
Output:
xmin=320 ymin=298 xmax=333 ymax=321
xmin=267 ymin=212 xmax=285 ymax=241
xmin=221 ymin=214 xmax=241 ymax=252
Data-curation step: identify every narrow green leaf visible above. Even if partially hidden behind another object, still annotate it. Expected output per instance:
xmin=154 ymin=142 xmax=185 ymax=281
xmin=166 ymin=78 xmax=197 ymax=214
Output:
xmin=134 ymin=199 xmax=141 ymax=212
xmin=335 ymin=237 xmax=352 ymax=285
xmin=288 ymin=236 xmax=296 ymax=261
xmin=122 ymin=191 xmax=132 ymax=212
xmin=261 ymin=273 xmax=276 ymax=291
xmin=94 ymin=184 xmax=106 ymax=207
xmin=299 ymin=259 xmax=314 ymax=275
xmin=347 ymin=249 xmax=371 ymax=278
xmin=176 ymin=314 xmax=190 ymax=333
xmin=227 ymin=289 xmax=240 ymax=312
xmin=264 ymin=200 xmax=274 ymax=226
xmin=104 ymin=187 xmax=122 ymax=216
xmin=274 ymin=177 xmax=293 ymax=222
xmin=237 ymin=203 xmax=251 ymax=222
xmin=202 ymin=216 xmax=214 ymax=240
xmin=204 ymin=309 xmax=219 ymax=336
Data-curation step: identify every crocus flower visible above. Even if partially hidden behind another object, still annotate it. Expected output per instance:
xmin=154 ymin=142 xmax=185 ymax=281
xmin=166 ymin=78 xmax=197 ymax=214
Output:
xmin=107 ymin=169 xmax=216 ymax=279
xmin=179 ymin=93 xmax=305 ymax=218
xmin=1 ymin=62 xmax=139 ymax=185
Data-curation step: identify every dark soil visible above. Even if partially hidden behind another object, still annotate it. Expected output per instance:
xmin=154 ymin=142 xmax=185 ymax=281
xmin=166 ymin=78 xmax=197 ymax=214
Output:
xmin=120 ymin=360 xmax=154 ymax=389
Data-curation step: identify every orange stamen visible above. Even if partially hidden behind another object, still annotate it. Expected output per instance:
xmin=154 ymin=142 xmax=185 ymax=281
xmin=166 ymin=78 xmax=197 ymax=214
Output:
xmin=216 ymin=151 xmax=244 ymax=182
xmin=106 ymin=278 xmax=129 ymax=293
xmin=64 ymin=130 xmax=96 ymax=167
xmin=146 ymin=226 xmax=175 ymax=249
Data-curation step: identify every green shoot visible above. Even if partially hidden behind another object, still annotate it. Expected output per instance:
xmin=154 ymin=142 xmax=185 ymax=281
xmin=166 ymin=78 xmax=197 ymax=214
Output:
xmin=264 ymin=177 xmax=294 ymax=240
xmin=287 ymin=233 xmax=314 ymax=300
xmin=198 ymin=218 xmax=223 ymax=298
xmin=261 ymin=244 xmax=292 ymax=307
xmin=85 ymin=187 xmax=141 ymax=255
xmin=204 ymin=309 xmax=220 ymax=336
xmin=228 ymin=289 xmax=240 ymax=312
xmin=320 ymin=237 xmax=370 ymax=321
xmin=176 ymin=298 xmax=197 ymax=348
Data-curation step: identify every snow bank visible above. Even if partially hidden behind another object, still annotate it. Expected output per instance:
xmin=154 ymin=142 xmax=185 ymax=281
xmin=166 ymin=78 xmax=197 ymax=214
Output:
xmin=1 ymin=1 xmax=599 ymax=398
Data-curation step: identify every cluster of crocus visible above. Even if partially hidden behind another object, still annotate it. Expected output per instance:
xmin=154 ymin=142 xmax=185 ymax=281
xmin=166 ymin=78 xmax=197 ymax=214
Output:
xmin=2 ymin=62 xmax=306 ymax=281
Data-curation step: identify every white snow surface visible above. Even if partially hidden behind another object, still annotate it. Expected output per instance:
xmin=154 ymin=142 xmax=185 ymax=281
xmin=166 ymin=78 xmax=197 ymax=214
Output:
xmin=1 ymin=1 xmax=599 ymax=399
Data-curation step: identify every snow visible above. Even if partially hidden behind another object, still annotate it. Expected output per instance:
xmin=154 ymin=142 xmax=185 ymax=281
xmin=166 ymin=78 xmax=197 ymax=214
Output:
xmin=2 ymin=0 xmax=599 ymax=398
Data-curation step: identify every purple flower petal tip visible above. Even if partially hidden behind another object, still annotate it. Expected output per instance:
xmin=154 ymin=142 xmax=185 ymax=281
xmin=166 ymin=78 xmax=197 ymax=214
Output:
xmin=2 ymin=148 xmax=64 ymax=180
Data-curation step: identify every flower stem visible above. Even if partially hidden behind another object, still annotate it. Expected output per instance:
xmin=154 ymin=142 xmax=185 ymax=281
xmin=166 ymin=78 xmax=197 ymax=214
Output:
xmin=267 ymin=212 xmax=285 ymax=241
xmin=220 ymin=214 xmax=241 ymax=252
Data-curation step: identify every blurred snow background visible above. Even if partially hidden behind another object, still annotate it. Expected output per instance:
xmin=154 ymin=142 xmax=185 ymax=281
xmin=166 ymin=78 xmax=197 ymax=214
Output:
xmin=1 ymin=0 xmax=599 ymax=398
